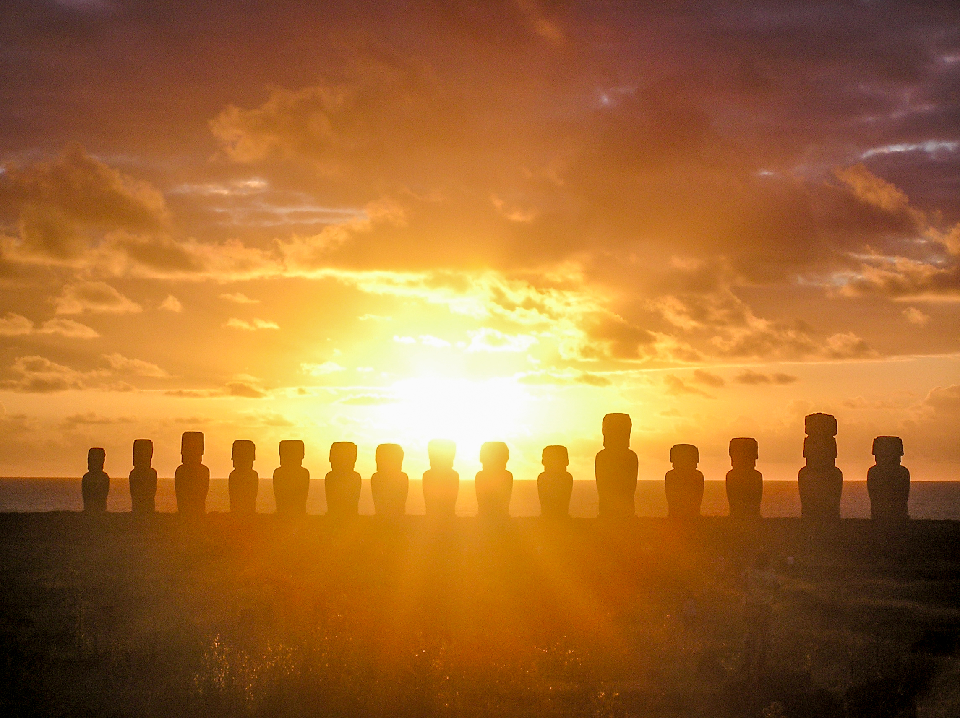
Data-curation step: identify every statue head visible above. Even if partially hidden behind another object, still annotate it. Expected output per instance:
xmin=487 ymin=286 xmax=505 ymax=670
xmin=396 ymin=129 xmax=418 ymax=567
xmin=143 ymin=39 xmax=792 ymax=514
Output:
xmin=375 ymin=443 xmax=404 ymax=473
xmin=729 ymin=437 xmax=758 ymax=469
xmin=803 ymin=435 xmax=837 ymax=467
xmin=181 ymin=431 xmax=204 ymax=464
xmin=541 ymin=444 xmax=569 ymax=471
xmin=427 ymin=439 xmax=456 ymax=470
xmin=804 ymin=412 xmax=838 ymax=437
xmin=602 ymin=413 xmax=631 ymax=450
xmin=87 ymin=447 xmax=105 ymax=472
xmin=670 ymin=443 xmax=699 ymax=470
xmin=479 ymin=441 xmax=509 ymax=470
xmin=872 ymin=435 xmax=903 ymax=465
xmin=279 ymin=439 xmax=305 ymax=467
xmin=329 ymin=441 xmax=358 ymax=471
xmin=232 ymin=439 xmax=256 ymax=470
xmin=132 ymin=439 xmax=153 ymax=468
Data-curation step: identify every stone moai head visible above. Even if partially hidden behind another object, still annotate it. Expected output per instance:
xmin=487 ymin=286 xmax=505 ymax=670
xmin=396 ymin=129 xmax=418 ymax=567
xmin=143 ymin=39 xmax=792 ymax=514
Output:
xmin=181 ymin=432 xmax=204 ymax=464
xmin=376 ymin=443 xmax=404 ymax=473
xmin=88 ymin=447 xmax=106 ymax=472
xmin=329 ymin=441 xmax=358 ymax=471
xmin=132 ymin=439 xmax=153 ymax=468
xmin=480 ymin=441 xmax=509 ymax=470
xmin=602 ymin=413 xmax=631 ymax=450
xmin=804 ymin=413 xmax=838 ymax=437
xmin=279 ymin=440 xmax=305 ymax=467
xmin=729 ymin=437 xmax=759 ymax=469
xmin=232 ymin=440 xmax=256 ymax=470
xmin=428 ymin=439 xmax=456 ymax=470
xmin=542 ymin=444 xmax=569 ymax=471
xmin=872 ymin=436 xmax=904 ymax=465
xmin=670 ymin=443 xmax=699 ymax=470
xmin=803 ymin=435 xmax=837 ymax=466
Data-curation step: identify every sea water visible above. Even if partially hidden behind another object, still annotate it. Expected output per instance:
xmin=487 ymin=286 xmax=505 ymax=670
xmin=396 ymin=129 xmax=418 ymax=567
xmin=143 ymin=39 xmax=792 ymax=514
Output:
xmin=1 ymin=478 xmax=959 ymax=519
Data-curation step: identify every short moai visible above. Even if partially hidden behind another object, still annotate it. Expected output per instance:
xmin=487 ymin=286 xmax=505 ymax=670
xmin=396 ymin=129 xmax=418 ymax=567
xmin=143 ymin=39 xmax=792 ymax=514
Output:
xmin=273 ymin=440 xmax=309 ymax=517
xmin=867 ymin=436 xmax=910 ymax=522
xmin=82 ymin=447 xmax=109 ymax=513
xmin=325 ymin=442 xmax=362 ymax=517
xmin=595 ymin=413 xmax=639 ymax=518
xmin=228 ymin=440 xmax=258 ymax=515
xmin=665 ymin=444 xmax=705 ymax=519
xmin=423 ymin=439 xmax=459 ymax=518
xmin=475 ymin=442 xmax=513 ymax=520
xmin=726 ymin=437 xmax=762 ymax=519
xmin=175 ymin=431 xmax=209 ymax=518
xmin=371 ymin=443 xmax=408 ymax=517
xmin=538 ymin=445 xmax=573 ymax=518
xmin=128 ymin=439 xmax=157 ymax=515
xmin=798 ymin=413 xmax=843 ymax=520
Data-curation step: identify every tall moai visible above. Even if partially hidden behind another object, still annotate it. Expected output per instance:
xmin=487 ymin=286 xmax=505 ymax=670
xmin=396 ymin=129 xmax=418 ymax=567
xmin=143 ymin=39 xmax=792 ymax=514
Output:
xmin=81 ymin=447 xmax=109 ymax=513
xmin=867 ymin=436 xmax=910 ymax=522
xmin=595 ymin=413 xmax=639 ymax=518
xmin=423 ymin=439 xmax=459 ymax=518
xmin=273 ymin=440 xmax=309 ymax=517
xmin=325 ymin=441 xmax=361 ymax=517
xmin=475 ymin=441 xmax=513 ymax=520
xmin=798 ymin=413 xmax=843 ymax=520
xmin=128 ymin=439 xmax=157 ymax=515
xmin=371 ymin=443 xmax=408 ymax=517
xmin=228 ymin=440 xmax=258 ymax=515
xmin=175 ymin=431 xmax=209 ymax=518
xmin=538 ymin=445 xmax=573 ymax=518
xmin=726 ymin=437 xmax=762 ymax=519
xmin=664 ymin=444 xmax=704 ymax=519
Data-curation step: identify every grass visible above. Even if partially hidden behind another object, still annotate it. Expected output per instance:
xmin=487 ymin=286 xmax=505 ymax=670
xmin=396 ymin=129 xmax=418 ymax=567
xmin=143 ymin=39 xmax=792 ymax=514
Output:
xmin=0 ymin=514 xmax=958 ymax=717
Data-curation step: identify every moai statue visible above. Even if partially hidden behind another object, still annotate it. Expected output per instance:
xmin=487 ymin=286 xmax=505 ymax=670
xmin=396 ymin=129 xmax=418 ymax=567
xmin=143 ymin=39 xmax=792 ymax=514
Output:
xmin=595 ymin=413 xmax=639 ymax=518
xmin=538 ymin=445 xmax=573 ymax=519
xmin=371 ymin=443 xmax=408 ymax=517
xmin=81 ymin=447 xmax=109 ymax=513
xmin=475 ymin=441 xmax=513 ymax=520
xmin=726 ymin=437 xmax=762 ymax=519
xmin=665 ymin=444 xmax=704 ymax=519
xmin=867 ymin=436 xmax=910 ymax=522
xmin=228 ymin=440 xmax=258 ymax=515
xmin=273 ymin=440 xmax=309 ymax=517
xmin=325 ymin=441 xmax=361 ymax=517
xmin=175 ymin=432 xmax=209 ymax=517
xmin=798 ymin=413 xmax=843 ymax=520
xmin=423 ymin=439 xmax=459 ymax=518
xmin=128 ymin=439 xmax=157 ymax=515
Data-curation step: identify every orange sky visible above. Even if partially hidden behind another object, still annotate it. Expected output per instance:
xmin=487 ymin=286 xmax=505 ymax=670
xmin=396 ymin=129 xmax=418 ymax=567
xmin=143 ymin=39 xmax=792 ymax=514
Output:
xmin=0 ymin=0 xmax=958 ymax=482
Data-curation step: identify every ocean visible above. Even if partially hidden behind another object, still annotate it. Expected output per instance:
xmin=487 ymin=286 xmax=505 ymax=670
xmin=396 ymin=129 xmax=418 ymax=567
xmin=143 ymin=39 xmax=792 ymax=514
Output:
xmin=1 ymin=478 xmax=959 ymax=519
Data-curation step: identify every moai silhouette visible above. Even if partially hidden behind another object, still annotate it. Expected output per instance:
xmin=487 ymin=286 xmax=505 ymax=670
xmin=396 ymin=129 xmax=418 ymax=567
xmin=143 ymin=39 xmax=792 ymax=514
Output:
xmin=798 ymin=413 xmax=842 ymax=520
xmin=273 ymin=440 xmax=309 ymax=517
xmin=726 ymin=437 xmax=762 ymax=519
xmin=228 ymin=440 xmax=258 ymax=515
xmin=81 ymin=447 xmax=109 ymax=513
xmin=475 ymin=441 xmax=513 ymax=520
xmin=371 ymin=443 xmax=408 ymax=517
xmin=595 ymin=413 xmax=639 ymax=518
xmin=538 ymin=445 xmax=573 ymax=518
xmin=128 ymin=439 xmax=157 ymax=515
xmin=325 ymin=441 xmax=361 ymax=517
xmin=867 ymin=436 xmax=910 ymax=522
xmin=174 ymin=431 xmax=209 ymax=518
xmin=423 ymin=439 xmax=459 ymax=518
xmin=664 ymin=444 xmax=704 ymax=519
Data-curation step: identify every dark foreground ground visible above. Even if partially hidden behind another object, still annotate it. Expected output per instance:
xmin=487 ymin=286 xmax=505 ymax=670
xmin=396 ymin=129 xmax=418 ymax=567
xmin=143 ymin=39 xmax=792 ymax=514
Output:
xmin=0 ymin=514 xmax=958 ymax=717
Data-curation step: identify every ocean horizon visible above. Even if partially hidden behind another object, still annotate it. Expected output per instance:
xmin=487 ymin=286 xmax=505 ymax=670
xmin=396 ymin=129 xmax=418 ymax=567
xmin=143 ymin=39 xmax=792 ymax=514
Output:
xmin=2 ymin=478 xmax=959 ymax=519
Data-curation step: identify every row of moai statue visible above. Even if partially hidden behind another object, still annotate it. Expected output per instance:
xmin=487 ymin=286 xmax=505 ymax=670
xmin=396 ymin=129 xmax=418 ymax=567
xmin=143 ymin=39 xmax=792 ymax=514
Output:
xmin=80 ymin=412 xmax=910 ymax=521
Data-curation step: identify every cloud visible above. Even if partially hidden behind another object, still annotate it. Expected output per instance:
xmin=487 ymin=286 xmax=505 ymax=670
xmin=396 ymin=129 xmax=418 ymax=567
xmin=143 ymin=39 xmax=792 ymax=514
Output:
xmin=219 ymin=292 xmax=259 ymax=304
xmin=0 ymin=313 xmax=99 ymax=339
xmin=224 ymin=380 xmax=267 ymax=398
xmin=224 ymin=317 xmax=279 ymax=331
xmin=102 ymin=353 xmax=169 ymax=378
xmin=692 ymin=369 xmax=725 ymax=387
xmin=517 ymin=369 xmax=612 ymax=387
xmin=62 ymin=412 xmax=134 ymax=428
xmin=1 ymin=356 xmax=91 ymax=393
xmin=466 ymin=327 xmax=536 ymax=353
xmin=159 ymin=295 xmax=182 ymax=312
xmin=733 ymin=370 xmax=799 ymax=385
xmin=663 ymin=374 xmax=713 ymax=398
xmin=924 ymin=385 xmax=960 ymax=413
xmin=903 ymin=307 xmax=930 ymax=325
xmin=301 ymin=361 xmax=344 ymax=376
xmin=54 ymin=282 xmax=142 ymax=314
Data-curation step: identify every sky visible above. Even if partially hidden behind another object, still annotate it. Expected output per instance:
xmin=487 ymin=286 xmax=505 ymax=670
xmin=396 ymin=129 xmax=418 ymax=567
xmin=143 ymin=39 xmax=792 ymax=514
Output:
xmin=0 ymin=0 xmax=959 ymax=485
